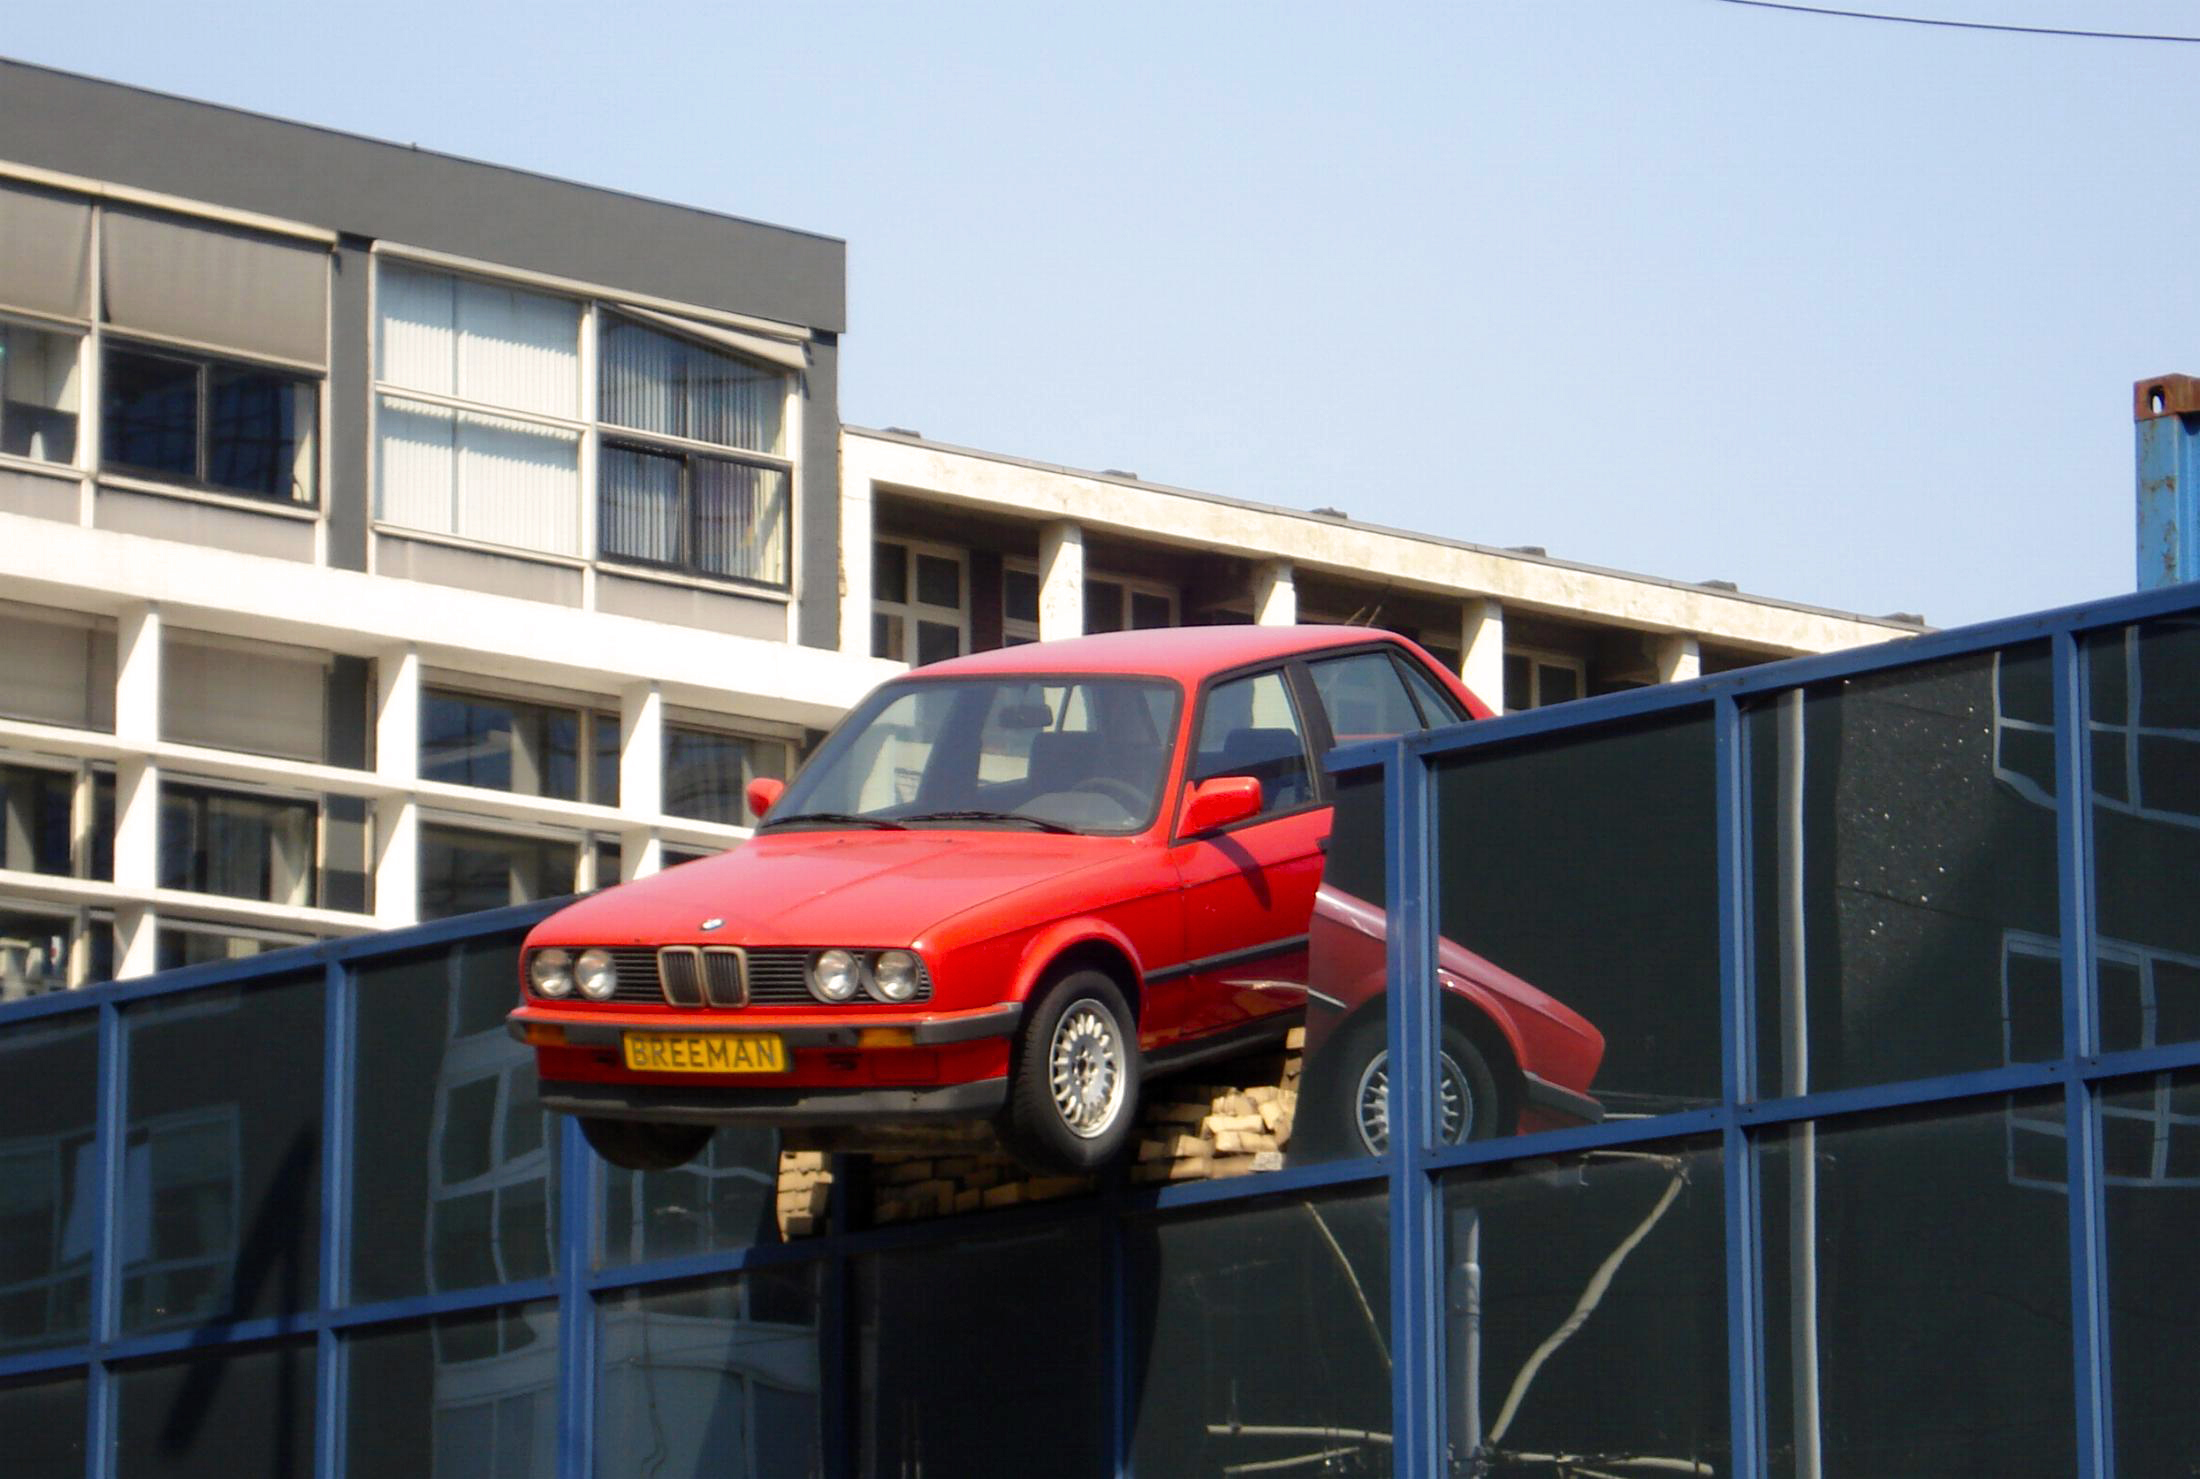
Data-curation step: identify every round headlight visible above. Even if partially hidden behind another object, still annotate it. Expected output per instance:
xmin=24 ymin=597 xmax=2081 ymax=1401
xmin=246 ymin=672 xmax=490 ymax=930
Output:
xmin=575 ymin=948 xmax=617 ymax=1001
xmin=810 ymin=948 xmax=862 ymax=1003
xmin=869 ymin=950 xmax=921 ymax=1003
xmin=530 ymin=948 xmax=574 ymax=999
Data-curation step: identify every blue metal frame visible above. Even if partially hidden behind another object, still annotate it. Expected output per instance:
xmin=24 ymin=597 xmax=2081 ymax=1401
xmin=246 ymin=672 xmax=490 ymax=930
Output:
xmin=4 ymin=582 xmax=2199 ymax=1476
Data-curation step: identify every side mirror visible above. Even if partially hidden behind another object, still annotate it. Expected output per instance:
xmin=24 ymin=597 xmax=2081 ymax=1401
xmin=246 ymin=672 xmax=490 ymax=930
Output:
xmin=745 ymin=776 xmax=786 ymax=820
xmin=1181 ymin=776 xmax=1262 ymax=835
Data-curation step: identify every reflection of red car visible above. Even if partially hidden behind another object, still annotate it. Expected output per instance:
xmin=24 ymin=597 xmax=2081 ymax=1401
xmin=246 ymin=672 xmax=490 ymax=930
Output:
xmin=1293 ymin=884 xmax=1605 ymax=1160
xmin=511 ymin=626 xmax=1492 ymax=1174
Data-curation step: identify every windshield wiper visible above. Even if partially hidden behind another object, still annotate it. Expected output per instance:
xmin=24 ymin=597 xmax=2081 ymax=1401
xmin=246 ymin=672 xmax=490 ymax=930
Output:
xmin=899 ymin=810 xmax=1077 ymax=834
xmin=758 ymin=811 xmax=907 ymax=830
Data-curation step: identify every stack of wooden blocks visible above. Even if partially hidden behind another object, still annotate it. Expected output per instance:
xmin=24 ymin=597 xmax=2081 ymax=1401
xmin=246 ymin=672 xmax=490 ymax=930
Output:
xmin=772 ymin=1026 xmax=1305 ymax=1238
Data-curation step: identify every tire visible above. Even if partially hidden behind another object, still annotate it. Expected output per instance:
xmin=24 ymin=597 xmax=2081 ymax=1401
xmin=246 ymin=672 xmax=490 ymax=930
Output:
xmin=579 ymin=1115 xmax=714 ymax=1172
xmin=1297 ymin=1014 xmax=1507 ymax=1161
xmin=998 ymin=969 xmax=1142 ymax=1174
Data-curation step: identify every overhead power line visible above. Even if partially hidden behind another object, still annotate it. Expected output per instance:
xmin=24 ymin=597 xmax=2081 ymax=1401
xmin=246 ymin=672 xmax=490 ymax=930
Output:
xmin=1711 ymin=0 xmax=2200 ymax=43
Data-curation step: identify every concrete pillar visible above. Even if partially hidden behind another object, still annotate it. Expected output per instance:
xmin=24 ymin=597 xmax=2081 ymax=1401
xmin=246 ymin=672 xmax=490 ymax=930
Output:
xmin=1039 ymin=521 xmax=1085 ymax=642
xmin=1654 ymin=634 xmax=1702 ymax=685
xmin=1252 ymin=560 xmax=1296 ymax=627
xmin=1460 ymin=599 xmax=1505 ymax=715
xmin=112 ymin=603 xmax=161 ymax=977
xmin=619 ymin=681 xmax=665 ymax=882
xmin=841 ymin=476 xmax=876 ymax=656
xmin=373 ymin=645 xmax=421 ymax=926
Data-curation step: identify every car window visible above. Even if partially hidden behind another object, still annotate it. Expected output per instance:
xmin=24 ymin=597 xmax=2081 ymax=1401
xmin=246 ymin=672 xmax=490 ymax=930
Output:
xmin=1306 ymin=650 xmax=1429 ymax=743
xmin=1192 ymin=669 xmax=1314 ymax=814
xmin=1397 ymin=653 xmax=1469 ymax=727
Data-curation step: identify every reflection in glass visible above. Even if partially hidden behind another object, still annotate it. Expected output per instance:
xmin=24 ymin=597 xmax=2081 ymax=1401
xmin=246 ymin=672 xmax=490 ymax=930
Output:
xmin=1430 ymin=715 xmax=1716 ymax=1121
xmin=418 ymin=824 xmax=576 ymax=920
xmin=597 ymin=1267 xmax=821 ymax=1479
xmin=1760 ymin=1095 xmax=2073 ymax=1476
xmin=348 ymin=1301 xmax=559 ymax=1479
xmin=860 ymin=1224 xmax=1109 ymax=1477
xmin=601 ymin=1127 xmax=778 ymax=1268
xmin=0 ymin=1016 xmax=96 ymax=1353
xmin=122 ymin=979 xmax=321 ymax=1333
xmin=352 ymin=937 xmax=558 ymax=1305
xmin=0 ymin=1371 xmax=85 ymax=1479
xmin=2100 ymin=1071 xmax=2200 ymax=1472
xmin=2087 ymin=619 xmax=2200 ymax=1053
xmin=1443 ymin=1141 xmax=1725 ymax=1475
xmin=116 ymin=1340 xmax=314 ymax=1478
xmin=1753 ymin=643 xmax=2059 ymax=1098
xmin=1127 ymin=1189 xmax=1390 ymax=1478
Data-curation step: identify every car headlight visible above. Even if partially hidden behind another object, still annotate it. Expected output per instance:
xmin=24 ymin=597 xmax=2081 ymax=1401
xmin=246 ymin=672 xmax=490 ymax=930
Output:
xmin=530 ymin=948 xmax=574 ymax=998
xmin=810 ymin=948 xmax=862 ymax=1003
xmin=868 ymin=950 xmax=921 ymax=1003
xmin=575 ymin=948 xmax=617 ymax=1001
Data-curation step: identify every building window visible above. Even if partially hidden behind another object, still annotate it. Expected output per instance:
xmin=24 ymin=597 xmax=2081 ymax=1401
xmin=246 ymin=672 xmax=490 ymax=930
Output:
xmin=156 ymin=922 xmax=312 ymax=973
xmin=101 ymin=343 xmax=317 ymax=504
xmin=664 ymin=724 xmax=790 ymax=826
xmin=0 ymin=762 xmax=113 ymax=884
xmin=1002 ymin=560 xmax=1176 ymax=644
xmin=420 ymin=689 xmax=618 ymax=806
xmin=1503 ymin=651 xmax=1584 ymax=711
xmin=0 ymin=604 xmax=116 ymax=732
xmin=0 ymin=321 xmax=81 ymax=464
xmin=419 ymin=824 xmax=577 ymax=921
xmin=374 ymin=263 xmax=582 ymax=556
xmin=874 ymin=540 xmax=966 ymax=665
xmin=597 ymin=313 xmax=790 ymax=587
xmin=164 ymin=634 xmax=331 ymax=764
xmin=158 ymin=784 xmax=316 ymax=907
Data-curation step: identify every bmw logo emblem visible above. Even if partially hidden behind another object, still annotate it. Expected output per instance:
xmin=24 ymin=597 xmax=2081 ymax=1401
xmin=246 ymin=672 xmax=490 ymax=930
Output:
xmin=699 ymin=917 xmax=725 ymax=932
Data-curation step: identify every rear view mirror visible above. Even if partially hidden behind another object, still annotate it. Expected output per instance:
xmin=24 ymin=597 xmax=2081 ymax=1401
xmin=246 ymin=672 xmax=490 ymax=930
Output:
xmin=1181 ymin=776 xmax=1262 ymax=835
xmin=746 ymin=776 xmax=786 ymax=820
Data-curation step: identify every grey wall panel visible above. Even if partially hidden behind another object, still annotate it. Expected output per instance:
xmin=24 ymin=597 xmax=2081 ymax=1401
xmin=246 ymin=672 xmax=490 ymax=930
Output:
xmin=797 ymin=337 xmax=840 ymax=650
xmin=594 ymin=572 xmax=786 ymax=640
xmin=0 ymin=61 xmax=845 ymax=334
xmin=95 ymin=486 xmax=316 ymax=562
xmin=374 ymin=534 xmax=584 ymax=606
xmin=102 ymin=207 xmax=328 ymax=364
xmin=0 ymin=179 xmax=91 ymax=318
xmin=325 ymin=238 xmax=370 ymax=571
xmin=0 ymin=466 xmax=80 ymax=523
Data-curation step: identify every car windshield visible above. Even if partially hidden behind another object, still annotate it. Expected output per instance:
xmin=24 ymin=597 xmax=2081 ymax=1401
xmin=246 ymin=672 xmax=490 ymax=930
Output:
xmin=769 ymin=676 xmax=1182 ymax=834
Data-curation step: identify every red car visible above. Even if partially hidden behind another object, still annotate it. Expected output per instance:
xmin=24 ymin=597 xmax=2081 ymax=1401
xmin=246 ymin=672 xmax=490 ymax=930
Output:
xmin=509 ymin=625 xmax=1595 ymax=1174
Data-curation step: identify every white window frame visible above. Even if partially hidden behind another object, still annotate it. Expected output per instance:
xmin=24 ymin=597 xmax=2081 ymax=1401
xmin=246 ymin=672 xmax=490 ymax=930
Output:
xmin=1503 ymin=647 xmax=1587 ymax=711
xmin=874 ymin=537 xmax=970 ymax=663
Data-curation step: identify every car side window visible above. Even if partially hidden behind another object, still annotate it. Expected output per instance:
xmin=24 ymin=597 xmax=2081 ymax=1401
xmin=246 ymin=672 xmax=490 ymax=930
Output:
xmin=1192 ymin=669 xmax=1314 ymax=814
xmin=1307 ymin=650 xmax=1430 ymax=742
xmin=1396 ymin=653 xmax=1469 ymax=727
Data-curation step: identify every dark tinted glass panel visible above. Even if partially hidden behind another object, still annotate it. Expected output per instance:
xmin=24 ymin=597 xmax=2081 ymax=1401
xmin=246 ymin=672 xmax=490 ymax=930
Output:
xmin=0 ymin=1016 xmax=96 ymax=1352
xmin=1308 ymin=649 xmax=1424 ymax=742
xmin=1299 ymin=763 xmax=1387 ymax=1165
xmin=0 ymin=1371 xmax=85 ymax=1479
xmin=914 ymin=552 xmax=960 ymax=610
xmin=1428 ymin=712 xmax=1718 ymax=1130
xmin=347 ymin=1301 xmax=558 ymax=1479
xmin=102 ymin=346 xmax=197 ymax=478
xmin=419 ymin=825 xmax=574 ymax=919
xmin=115 ymin=1340 xmax=313 ymax=1479
xmin=1760 ymin=1094 xmax=2073 ymax=1477
xmin=1442 ymin=1140 xmax=1726 ymax=1474
xmin=2101 ymin=1070 xmax=2200 ymax=1471
xmin=421 ymin=690 xmax=581 ymax=801
xmin=665 ymin=728 xmax=786 ymax=826
xmin=914 ymin=619 xmax=959 ymax=666
xmin=0 ymin=908 xmax=81 ymax=996
xmin=204 ymin=363 xmax=313 ymax=500
xmin=1502 ymin=652 xmax=1532 ymax=713
xmin=0 ymin=762 xmax=76 ymax=875
xmin=351 ymin=937 xmax=557 ymax=1303
xmin=873 ymin=541 xmax=907 ymax=605
xmin=1539 ymin=662 xmax=1580 ymax=705
xmin=591 ymin=712 xmax=620 ymax=807
xmin=1400 ymin=654 xmax=1467 ymax=726
xmin=1127 ymin=1188 xmax=1389 ymax=1477
xmin=600 ymin=1127 xmax=779 ymax=1266
xmin=121 ymin=977 xmax=321 ymax=1332
xmin=597 ymin=1267 xmax=820 ymax=1479
xmin=860 ymin=1224 xmax=1107 ymax=1477
xmin=2088 ymin=619 xmax=2200 ymax=1052
xmin=1085 ymin=578 xmax=1123 ymax=634
xmin=1751 ymin=644 xmax=2059 ymax=1097
xmin=157 ymin=783 xmax=317 ymax=905
xmin=1003 ymin=566 xmax=1038 ymax=623
xmin=1131 ymin=589 xmax=1173 ymax=630
xmin=154 ymin=928 xmax=298 ymax=973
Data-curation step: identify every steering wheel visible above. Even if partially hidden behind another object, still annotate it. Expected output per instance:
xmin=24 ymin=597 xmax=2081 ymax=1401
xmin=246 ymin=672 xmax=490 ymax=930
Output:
xmin=1069 ymin=777 xmax=1148 ymax=812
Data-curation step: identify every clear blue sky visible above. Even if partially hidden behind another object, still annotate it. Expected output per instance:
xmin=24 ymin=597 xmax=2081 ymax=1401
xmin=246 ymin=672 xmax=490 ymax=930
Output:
xmin=16 ymin=1 xmax=2200 ymax=628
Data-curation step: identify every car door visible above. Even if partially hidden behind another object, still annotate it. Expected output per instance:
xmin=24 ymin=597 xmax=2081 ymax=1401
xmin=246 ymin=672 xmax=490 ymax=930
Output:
xmin=1158 ymin=666 xmax=1328 ymax=1046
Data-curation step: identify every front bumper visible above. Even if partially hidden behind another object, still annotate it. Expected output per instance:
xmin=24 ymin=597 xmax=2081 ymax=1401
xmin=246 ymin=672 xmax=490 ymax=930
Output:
xmin=507 ymin=1001 xmax=1023 ymax=1049
xmin=540 ymin=1076 xmax=1009 ymax=1126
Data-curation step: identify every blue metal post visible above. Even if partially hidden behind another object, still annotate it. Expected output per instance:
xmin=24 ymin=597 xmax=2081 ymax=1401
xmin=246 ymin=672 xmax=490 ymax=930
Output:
xmin=555 ymin=1118 xmax=597 ymax=1479
xmin=315 ymin=958 xmax=355 ymax=1479
xmin=1717 ymin=696 xmax=1766 ymax=1479
xmin=1384 ymin=740 xmax=1444 ymax=1476
xmin=2134 ymin=376 xmax=2200 ymax=589
xmin=83 ymin=1001 xmax=126 ymax=1479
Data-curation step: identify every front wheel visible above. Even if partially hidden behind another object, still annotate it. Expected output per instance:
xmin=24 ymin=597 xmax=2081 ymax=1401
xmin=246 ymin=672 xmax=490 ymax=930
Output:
xmin=1301 ymin=1017 xmax=1507 ymax=1161
xmin=579 ymin=1115 xmax=714 ymax=1172
xmin=999 ymin=969 xmax=1141 ymax=1174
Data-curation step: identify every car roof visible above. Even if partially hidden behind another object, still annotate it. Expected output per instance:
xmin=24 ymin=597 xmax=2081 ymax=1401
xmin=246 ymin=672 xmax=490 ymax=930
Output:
xmin=907 ymin=625 xmax=1409 ymax=682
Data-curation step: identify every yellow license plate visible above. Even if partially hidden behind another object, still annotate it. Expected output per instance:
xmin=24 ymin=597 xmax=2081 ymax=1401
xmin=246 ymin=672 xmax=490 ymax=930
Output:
xmin=622 ymin=1032 xmax=787 ymax=1074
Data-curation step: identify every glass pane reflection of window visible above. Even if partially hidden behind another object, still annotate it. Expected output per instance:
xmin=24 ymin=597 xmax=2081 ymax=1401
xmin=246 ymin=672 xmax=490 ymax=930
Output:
xmin=347 ymin=1301 xmax=559 ymax=1479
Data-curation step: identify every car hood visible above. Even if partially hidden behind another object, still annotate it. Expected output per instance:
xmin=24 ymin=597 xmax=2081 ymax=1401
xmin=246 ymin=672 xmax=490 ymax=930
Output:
xmin=528 ymin=828 xmax=1127 ymax=949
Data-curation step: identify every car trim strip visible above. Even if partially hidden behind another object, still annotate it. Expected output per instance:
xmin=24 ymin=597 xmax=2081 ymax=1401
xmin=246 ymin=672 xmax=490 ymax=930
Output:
xmin=537 ymin=1076 xmax=1010 ymax=1125
xmin=1144 ymin=933 xmax=1310 ymax=986
xmin=1521 ymin=1070 xmax=1607 ymax=1125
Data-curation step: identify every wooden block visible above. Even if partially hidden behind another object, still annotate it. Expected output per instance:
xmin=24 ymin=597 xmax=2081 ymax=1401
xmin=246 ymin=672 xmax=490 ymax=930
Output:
xmin=1136 ymin=1138 xmax=1172 ymax=1163
xmin=1209 ymin=1092 xmax=1255 ymax=1117
xmin=912 ymin=1178 xmax=957 ymax=1210
xmin=871 ymin=1201 xmax=906 ymax=1224
xmin=1285 ymin=1027 xmax=1306 ymax=1049
xmin=882 ymin=1159 xmax=937 ymax=1185
xmin=1023 ymin=1176 xmax=1088 ymax=1201
xmin=779 ymin=1167 xmax=830 ymax=1190
xmin=1208 ymin=1155 xmax=1262 ymax=1178
xmin=1167 ymin=1158 xmax=1213 ymax=1180
xmin=964 ymin=1165 xmax=1003 ymax=1191
xmin=781 ymin=1212 xmax=817 ymax=1237
xmin=1245 ymin=1085 xmax=1281 ymax=1106
xmin=778 ymin=1183 xmax=832 ymax=1218
xmin=938 ymin=1156 xmax=980 ymax=1178
xmin=1131 ymin=1161 xmax=1175 ymax=1184
xmin=953 ymin=1188 xmax=985 ymax=1213
xmin=1214 ymin=1130 xmax=1279 ymax=1155
xmin=1259 ymin=1102 xmax=1288 ymax=1134
xmin=1201 ymin=1113 xmax=1266 ymax=1137
xmin=780 ymin=1150 xmax=827 ymax=1173
xmin=1251 ymin=1151 xmax=1285 ymax=1172
xmin=982 ymin=1182 xmax=1025 ymax=1209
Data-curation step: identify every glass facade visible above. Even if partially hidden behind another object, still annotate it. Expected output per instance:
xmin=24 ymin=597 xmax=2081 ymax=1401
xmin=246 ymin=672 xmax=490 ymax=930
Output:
xmin=1 ymin=581 xmax=2195 ymax=1478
